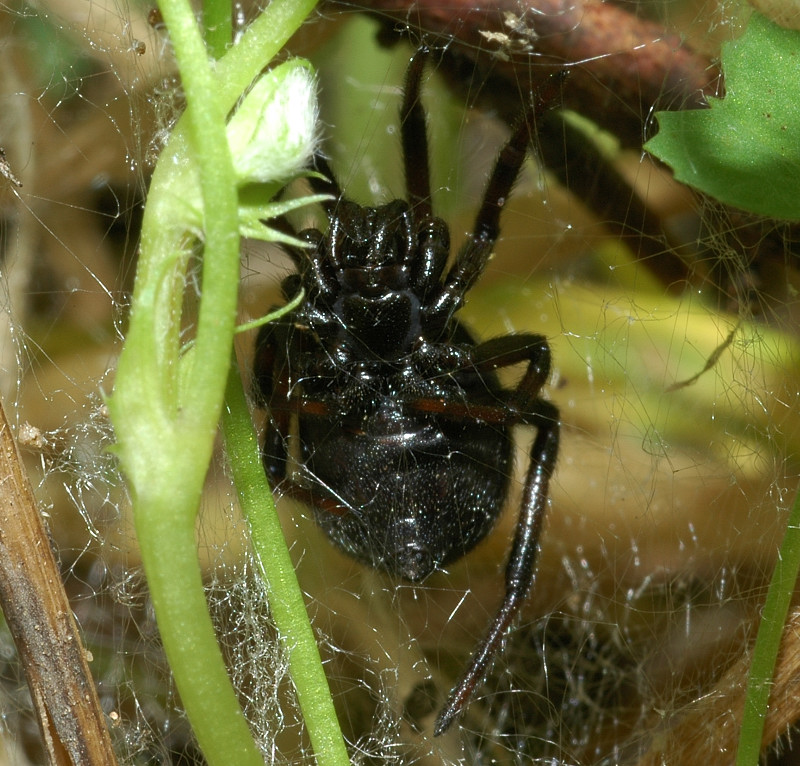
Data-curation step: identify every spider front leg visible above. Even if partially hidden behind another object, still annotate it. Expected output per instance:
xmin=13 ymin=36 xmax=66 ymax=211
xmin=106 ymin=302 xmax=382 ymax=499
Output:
xmin=434 ymin=334 xmax=560 ymax=736
xmin=253 ymin=321 xmax=296 ymax=484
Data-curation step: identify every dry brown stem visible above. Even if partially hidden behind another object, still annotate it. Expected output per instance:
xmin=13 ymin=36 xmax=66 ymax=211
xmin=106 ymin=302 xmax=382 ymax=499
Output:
xmin=0 ymin=401 xmax=118 ymax=766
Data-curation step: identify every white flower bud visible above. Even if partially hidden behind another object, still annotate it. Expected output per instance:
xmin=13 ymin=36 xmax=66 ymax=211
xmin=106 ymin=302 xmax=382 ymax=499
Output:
xmin=226 ymin=59 xmax=318 ymax=185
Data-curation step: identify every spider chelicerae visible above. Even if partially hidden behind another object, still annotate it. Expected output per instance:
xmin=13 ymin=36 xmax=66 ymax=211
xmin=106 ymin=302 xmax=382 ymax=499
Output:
xmin=253 ymin=49 xmax=560 ymax=735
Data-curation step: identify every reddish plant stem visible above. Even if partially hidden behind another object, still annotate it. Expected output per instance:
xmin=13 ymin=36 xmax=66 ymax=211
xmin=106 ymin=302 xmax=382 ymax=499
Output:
xmin=360 ymin=0 xmax=719 ymax=145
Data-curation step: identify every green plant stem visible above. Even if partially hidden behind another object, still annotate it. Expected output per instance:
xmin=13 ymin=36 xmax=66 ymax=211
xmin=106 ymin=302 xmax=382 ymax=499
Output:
xmin=133 ymin=485 xmax=264 ymax=766
xmin=164 ymin=41 xmax=239 ymax=428
xmin=222 ymin=352 xmax=350 ymax=766
xmin=202 ymin=0 xmax=231 ymax=58
xmin=736 ymin=488 xmax=800 ymax=765
xmin=110 ymin=0 xmax=321 ymax=761
xmin=213 ymin=0 xmax=318 ymax=113
xmin=118 ymin=0 xmax=256 ymax=759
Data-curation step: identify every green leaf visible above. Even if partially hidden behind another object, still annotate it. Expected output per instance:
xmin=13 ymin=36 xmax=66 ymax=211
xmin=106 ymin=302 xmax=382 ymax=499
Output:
xmin=645 ymin=12 xmax=800 ymax=221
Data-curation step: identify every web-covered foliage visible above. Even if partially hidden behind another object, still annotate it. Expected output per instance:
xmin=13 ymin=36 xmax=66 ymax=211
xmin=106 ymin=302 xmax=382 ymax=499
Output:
xmin=0 ymin=1 xmax=797 ymax=764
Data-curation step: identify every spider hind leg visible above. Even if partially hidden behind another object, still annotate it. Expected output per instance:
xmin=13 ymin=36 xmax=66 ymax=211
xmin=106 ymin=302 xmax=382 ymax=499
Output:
xmin=434 ymin=335 xmax=560 ymax=736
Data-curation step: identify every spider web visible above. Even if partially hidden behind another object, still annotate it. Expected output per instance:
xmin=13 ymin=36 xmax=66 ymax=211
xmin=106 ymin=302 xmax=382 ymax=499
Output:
xmin=0 ymin=1 xmax=797 ymax=764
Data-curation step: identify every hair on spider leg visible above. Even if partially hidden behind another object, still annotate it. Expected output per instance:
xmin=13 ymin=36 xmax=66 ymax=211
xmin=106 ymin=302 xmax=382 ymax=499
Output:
xmin=252 ymin=47 xmax=564 ymax=736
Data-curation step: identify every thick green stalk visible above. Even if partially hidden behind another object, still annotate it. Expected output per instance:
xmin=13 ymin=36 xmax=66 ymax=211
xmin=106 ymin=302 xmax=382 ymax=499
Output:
xmin=110 ymin=0 xmax=323 ymax=762
xmin=112 ymin=0 xmax=256 ymax=759
xmin=133 ymin=483 xmax=264 ymax=766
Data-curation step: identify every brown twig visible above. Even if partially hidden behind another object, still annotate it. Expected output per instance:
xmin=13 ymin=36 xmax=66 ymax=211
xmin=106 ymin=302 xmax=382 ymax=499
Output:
xmin=0 ymin=401 xmax=118 ymax=766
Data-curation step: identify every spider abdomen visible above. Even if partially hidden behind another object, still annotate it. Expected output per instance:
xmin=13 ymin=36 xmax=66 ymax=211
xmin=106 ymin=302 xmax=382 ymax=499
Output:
xmin=300 ymin=412 xmax=513 ymax=582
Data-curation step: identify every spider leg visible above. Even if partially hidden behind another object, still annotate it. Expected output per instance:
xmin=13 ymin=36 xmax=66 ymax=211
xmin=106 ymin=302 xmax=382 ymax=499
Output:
xmin=425 ymin=75 xmax=564 ymax=333
xmin=259 ymin=392 xmax=358 ymax=517
xmin=424 ymin=114 xmax=533 ymax=332
xmin=434 ymin=335 xmax=560 ymax=736
xmin=401 ymin=46 xmax=433 ymax=220
xmin=253 ymin=322 xmax=294 ymax=484
xmin=254 ymin=322 xmax=343 ymax=498
xmin=472 ymin=334 xmax=552 ymax=411
xmin=408 ymin=333 xmax=550 ymax=421
xmin=469 ymin=70 xmax=567 ymax=246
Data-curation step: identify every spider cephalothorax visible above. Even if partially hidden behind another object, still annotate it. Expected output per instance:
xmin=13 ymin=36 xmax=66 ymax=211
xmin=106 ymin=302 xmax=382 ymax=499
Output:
xmin=253 ymin=49 xmax=560 ymax=735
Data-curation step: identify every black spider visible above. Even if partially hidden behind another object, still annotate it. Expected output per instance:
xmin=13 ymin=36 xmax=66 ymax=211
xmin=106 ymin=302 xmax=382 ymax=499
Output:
xmin=253 ymin=49 xmax=560 ymax=736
